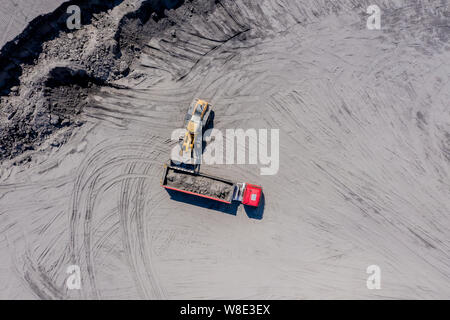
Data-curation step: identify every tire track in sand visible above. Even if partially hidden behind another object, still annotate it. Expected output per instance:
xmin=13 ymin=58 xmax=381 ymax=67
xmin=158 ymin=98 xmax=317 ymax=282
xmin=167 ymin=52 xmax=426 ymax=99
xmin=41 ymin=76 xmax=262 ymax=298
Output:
xmin=69 ymin=136 xmax=166 ymax=299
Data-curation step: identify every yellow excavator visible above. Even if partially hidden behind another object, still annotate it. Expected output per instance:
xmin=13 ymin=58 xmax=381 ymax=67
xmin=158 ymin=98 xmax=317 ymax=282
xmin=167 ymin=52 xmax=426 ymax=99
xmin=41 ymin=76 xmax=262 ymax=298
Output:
xmin=180 ymin=99 xmax=212 ymax=157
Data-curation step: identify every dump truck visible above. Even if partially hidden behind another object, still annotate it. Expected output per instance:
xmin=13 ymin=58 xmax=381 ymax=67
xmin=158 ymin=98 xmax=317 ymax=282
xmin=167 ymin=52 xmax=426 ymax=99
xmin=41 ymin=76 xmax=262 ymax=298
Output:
xmin=161 ymin=163 xmax=263 ymax=207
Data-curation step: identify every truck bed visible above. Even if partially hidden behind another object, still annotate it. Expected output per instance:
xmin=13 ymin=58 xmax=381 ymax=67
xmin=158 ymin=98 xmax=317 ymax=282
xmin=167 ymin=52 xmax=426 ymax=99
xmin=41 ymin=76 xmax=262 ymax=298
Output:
xmin=161 ymin=165 xmax=235 ymax=203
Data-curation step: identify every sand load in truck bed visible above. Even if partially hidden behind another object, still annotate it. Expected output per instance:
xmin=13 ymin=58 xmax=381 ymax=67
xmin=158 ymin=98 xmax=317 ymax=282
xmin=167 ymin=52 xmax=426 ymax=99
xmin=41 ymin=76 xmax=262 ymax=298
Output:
xmin=165 ymin=167 xmax=234 ymax=201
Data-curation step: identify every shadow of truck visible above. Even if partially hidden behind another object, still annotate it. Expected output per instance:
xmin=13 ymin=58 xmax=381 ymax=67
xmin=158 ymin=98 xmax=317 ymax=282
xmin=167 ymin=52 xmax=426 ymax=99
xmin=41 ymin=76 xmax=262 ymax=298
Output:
xmin=165 ymin=188 xmax=265 ymax=219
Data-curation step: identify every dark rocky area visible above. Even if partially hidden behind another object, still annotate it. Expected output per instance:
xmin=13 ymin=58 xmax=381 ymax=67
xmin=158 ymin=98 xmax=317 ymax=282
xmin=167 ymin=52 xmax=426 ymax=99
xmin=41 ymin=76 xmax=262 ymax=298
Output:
xmin=0 ymin=0 xmax=218 ymax=163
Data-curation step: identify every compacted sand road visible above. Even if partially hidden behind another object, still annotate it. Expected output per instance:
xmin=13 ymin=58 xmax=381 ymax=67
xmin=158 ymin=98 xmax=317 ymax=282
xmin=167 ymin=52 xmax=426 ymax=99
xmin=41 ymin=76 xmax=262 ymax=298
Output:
xmin=0 ymin=0 xmax=449 ymax=299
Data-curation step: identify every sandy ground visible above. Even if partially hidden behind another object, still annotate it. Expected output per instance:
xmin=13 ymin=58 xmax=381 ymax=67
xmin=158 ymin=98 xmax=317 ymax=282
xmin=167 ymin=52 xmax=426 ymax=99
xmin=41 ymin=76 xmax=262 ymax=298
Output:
xmin=0 ymin=0 xmax=449 ymax=299
xmin=0 ymin=0 xmax=65 ymax=48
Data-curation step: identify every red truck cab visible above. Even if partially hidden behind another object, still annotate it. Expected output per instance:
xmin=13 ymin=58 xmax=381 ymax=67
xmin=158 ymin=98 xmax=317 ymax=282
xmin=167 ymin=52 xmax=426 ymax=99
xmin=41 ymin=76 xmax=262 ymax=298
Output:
xmin=241 ymin=184 xmax=262 ymax=207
